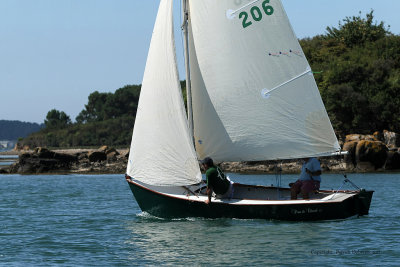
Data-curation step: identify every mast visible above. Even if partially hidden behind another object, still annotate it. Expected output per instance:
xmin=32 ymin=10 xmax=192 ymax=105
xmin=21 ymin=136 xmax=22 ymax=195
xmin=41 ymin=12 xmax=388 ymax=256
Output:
xmin=181 ymin=0 xmax=195 ymax=144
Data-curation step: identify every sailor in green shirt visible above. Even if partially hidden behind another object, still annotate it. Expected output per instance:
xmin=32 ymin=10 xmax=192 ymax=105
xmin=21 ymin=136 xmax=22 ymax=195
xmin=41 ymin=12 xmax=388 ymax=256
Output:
xmin=201 ymin=157 xmax=233 ymax=204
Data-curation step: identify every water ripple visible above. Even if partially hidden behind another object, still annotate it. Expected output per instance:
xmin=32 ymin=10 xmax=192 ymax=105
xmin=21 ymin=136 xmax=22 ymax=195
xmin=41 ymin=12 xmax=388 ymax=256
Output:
xmin=0 ymin=173 xmax=399 ymax=266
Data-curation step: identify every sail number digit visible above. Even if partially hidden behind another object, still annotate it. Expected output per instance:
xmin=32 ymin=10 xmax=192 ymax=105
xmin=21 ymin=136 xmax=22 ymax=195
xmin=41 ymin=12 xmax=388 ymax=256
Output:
xmin=239 ymin=0 xmax=274 ymax=29
xmin=239 ymin=12 xmax=252 ymax=28
xmin=250 ymin=6 xmax=263 ymax=21
xmin=262 ymin=0 xmax=274 ymax=15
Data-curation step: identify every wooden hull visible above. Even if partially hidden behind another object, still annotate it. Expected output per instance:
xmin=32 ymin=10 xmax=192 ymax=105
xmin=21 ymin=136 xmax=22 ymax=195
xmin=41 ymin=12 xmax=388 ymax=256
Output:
xmin=126 ymin=176 xmax=373 ymax=221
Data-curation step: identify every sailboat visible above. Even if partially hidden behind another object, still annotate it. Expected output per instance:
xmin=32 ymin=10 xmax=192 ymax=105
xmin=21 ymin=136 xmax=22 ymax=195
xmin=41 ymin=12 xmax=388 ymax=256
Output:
xmin=125 ymin=0 xmax=373 ymax=220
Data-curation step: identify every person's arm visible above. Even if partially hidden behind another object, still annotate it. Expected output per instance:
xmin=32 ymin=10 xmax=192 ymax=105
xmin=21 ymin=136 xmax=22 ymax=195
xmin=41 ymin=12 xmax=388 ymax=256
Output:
xmin=205 ymin=186 xmax=213 ymax=204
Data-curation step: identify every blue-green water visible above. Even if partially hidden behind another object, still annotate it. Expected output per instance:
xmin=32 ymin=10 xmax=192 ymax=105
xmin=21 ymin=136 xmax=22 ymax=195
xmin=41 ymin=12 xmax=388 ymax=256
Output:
xmin=0 ymin=173 xmax=399 ymax=266
xmin=0 ymin=155 xmax=17 ymax=166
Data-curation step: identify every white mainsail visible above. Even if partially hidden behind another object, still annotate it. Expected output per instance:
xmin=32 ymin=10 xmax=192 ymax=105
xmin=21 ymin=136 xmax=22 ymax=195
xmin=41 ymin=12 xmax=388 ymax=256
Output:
xmin=126 ymin=0 xmax=201 ymax=186
xmin=189 ymin=0 xmax=340 ymax=161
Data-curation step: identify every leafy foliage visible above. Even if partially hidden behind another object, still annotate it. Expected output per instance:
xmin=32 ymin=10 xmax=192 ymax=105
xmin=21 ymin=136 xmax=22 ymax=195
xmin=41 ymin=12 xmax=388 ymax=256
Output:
xmin=23 ymin=116 xmax=134 ymax=148
xmin=301 ymin=11 xmax=400 ymax=137
xmin=325 ymin=11 xmax=389 ymax=48
xmin=45 ymin=109 xmax=71 ymax=129
xmin=76 ymin=85 xmax=141 ymax=123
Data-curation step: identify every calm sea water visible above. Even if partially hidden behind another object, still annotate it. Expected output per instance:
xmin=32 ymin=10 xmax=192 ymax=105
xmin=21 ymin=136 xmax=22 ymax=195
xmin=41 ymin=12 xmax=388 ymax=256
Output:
xmin=0 ymin=155 xmax=18 ymax=166
xmin=0 ymin=172 xmax=399 ymax=266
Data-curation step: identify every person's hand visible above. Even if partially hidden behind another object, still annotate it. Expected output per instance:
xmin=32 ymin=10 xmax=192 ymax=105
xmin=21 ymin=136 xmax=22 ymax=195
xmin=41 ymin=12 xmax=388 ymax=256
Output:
xmin=205 ymin=199 xmax=210 ymax=205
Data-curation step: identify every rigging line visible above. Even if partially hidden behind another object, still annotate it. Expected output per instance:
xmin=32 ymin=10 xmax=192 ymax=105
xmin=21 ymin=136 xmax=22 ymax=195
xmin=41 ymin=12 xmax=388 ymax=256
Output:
xmin=180 ymin=0 xmax=185 ymax=64
xmin=327 ymin=179 xmax=349 ymax=201
xmin=336 ymin=149 xmax=360 ymax=190
xmin=181 ymin=0 xmax=195 ymax=144
xmin=263 ymin=67 xmax=312 ymax=96
xmin=338 ymin=148 xmax=349 ymax=183
xmin=345 ymin=177 xmax=361 ymax=190
xmin=327 ymin=177 xmax=359 ymax=201
xmin=229 ymin=0 xmax=261 ymax=16
xmin=179 ymin=0 xmax=187 ymax=88
xmin=183 ymin=186 xmax=199 ymax=198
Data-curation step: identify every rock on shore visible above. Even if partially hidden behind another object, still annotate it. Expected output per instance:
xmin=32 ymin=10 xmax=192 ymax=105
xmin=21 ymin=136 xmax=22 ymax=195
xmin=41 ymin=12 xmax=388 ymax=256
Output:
xmin=9 ymin=147 xmax=78 ymax=174
xmin=3 ymin=130 xmax=400 ymax=175
xmin=8 ymin=146 xmax=129 ymax=174
xmin=342 ymin=131 xmax=400 ymax=171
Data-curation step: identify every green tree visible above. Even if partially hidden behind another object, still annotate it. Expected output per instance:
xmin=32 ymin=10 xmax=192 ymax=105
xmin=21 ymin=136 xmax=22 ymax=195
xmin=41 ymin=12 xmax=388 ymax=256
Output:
xmin=326 ymin=10 xmax=390 ymax=48
xmin=76 ymin=91 xmax=111 ymax=123
xmin=76 ymin=85 xmax=141 ymax=123
xmin=44 ymin=109 xmax=71 ymax=129
xmin=298 ymin=10 xmax=400 ymax=137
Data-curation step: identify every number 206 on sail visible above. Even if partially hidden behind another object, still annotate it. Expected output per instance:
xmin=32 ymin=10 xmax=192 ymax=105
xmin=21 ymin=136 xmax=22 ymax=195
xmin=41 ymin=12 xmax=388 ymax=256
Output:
xmin=239 ymin=0 xmax=274 ymax=28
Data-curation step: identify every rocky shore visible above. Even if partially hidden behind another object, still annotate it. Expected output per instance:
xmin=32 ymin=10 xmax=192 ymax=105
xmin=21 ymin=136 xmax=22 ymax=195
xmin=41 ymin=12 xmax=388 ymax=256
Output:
xmin=1 ymin=131 xmax=400 ymax=175
xmin=1 ymin=146 xmax=129 ymax=175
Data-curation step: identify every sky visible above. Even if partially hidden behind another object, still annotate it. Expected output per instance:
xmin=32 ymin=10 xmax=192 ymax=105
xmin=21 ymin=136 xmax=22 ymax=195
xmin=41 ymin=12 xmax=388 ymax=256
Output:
xmin=1 ymin=0 xmax=400 ymax=124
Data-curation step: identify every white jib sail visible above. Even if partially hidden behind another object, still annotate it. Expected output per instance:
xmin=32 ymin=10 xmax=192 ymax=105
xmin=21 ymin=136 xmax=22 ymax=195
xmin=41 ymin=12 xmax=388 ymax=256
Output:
xmin=126 ymin=0 xmax=201 ymax=186
xmin=189 ymin=0 xmax=340 ymax=161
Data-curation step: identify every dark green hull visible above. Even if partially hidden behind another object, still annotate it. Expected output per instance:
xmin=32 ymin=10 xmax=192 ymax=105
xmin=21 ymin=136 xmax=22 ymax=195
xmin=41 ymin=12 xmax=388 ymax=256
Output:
xmin=126 ymin=178 xmax=373 ymax=221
